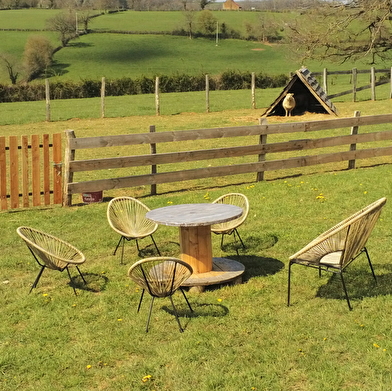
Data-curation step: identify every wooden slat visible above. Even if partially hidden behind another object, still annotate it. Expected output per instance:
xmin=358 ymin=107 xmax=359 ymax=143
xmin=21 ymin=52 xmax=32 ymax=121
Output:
xmin=31 ymin=134 xmax=41 ymax=206
xmin=68 ymin=129 xmax=392 ymax=173
xmin=9 ymin=136 xmax=19 ymax=209
xmin=52 ymin=133 xmax=62 ymax=204
xmin=68 ymin=114 xmax=392 ymax=151
xmin=67 ymin=145 xmax=392 ymax=194
xmin=21 ymin=135 xmax=29 ymax=207
xmin=63 ymin=130 xmax=76 ymax=207
xmin=0 ymin=137 xmax=7 ymax=210
xmin=43 ymin=134 xmax=50 ymax=205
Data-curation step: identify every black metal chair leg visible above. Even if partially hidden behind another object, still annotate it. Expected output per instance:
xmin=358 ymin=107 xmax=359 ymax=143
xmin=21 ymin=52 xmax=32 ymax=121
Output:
xmin=145 ymin=296 xmax=155 ymax=332
xmin=287 ymin=261 xmax=292 ymax=306
xmin=30 ymin=265 xmax=46 ymax=293
xmin=234 ymin=229 xmax=245 ymax=249
xmin=169 ymin=295 xmax=184 ymax=333
xmin=76 ymin=266 xmax=87 ymax=285
xmin=137 ymin=289 xmax=145 ymax=312
xmin=220 ymin=234 xmax=225 ymax=249
xmin=340 ymin=272 xmax=352 ymax=310
xmin=363 ymin=247 xmax=377 ymax=282
xmin=150 ymin=235 xmax=161 ymax=256
xmin=180 ymin=288 xmax=193 ymax=312
xmin=66 ymin=266 xmax=78 ymax=295
xmin=113 ymin=236 xmax=123 ymax=256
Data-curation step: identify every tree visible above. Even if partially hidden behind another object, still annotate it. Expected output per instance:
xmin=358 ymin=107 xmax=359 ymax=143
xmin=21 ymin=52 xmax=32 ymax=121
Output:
xmin=286 ymin=0 xmax=392 ymax=64
xmin=197 ymin=9 xmax=217 ymax=35
xmin=47 ymin=11 xmax=78 ymax=47
xmin=23 ymin=35 xmax=54 ymax=81
xmin=183 ymin=10 xmax=196 ymax=39
xmin=199 ymin=0 xmax=213 ymax=10
xmin=0 ymin=53 xmax=21 ymax=84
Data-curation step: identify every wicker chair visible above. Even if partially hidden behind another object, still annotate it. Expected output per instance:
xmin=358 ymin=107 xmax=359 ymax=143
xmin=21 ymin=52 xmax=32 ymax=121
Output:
xmin=211 ymin=193 xmax=249 ymax=249
xmin=128 ymin=257 xmax=193 ymax=332
xmin=288 ymin=197 xmax=387 ymax=310
xmin=17 ymin=226 xmax=86 ymax=295
xmin=107 ymin=196 xmax=161 ymax=264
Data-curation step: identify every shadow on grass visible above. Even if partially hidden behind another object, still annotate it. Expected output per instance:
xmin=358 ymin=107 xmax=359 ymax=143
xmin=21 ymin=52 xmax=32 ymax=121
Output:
xmin=315 ymin=263 xmax=392 ymax=303
xmin=162 ymin=303 xmax=229 ymax=330
xmin=218 ymin=232 xmax=278 ymax=254
xmin=163 ymin=303 xmax=229 ymax=318
xmin=70 ymin=272 xmax=109 ymax=293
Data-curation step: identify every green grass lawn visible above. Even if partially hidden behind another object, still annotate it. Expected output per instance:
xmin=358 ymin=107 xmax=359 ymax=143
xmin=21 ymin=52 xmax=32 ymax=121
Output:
xmin=2 ymin=101 xmax=392 ymax=390
xmin=1 ymin=8 xmax=392 ymax=85
xmin=1 ymin=131 xmax=392 ymax=390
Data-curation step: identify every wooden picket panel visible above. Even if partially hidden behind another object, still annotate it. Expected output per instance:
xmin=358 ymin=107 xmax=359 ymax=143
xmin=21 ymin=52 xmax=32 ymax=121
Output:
xmin=0 ymin=133 xmax=62 ymax=211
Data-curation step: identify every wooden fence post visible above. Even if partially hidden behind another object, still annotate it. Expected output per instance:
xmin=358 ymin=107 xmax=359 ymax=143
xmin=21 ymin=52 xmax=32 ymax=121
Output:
xmin=352 ymin=68 xmax=357 ymax=102
xmin=256 ymin=117 xmax=267 ymax=182
xmin=45 ymin=79 xmax=51 ymax=122
xmin=155 ymin=77 xmax=160 ymax=116
xmin=150 ymin=125 xmax=157 ymax=196
xmin=390 ymin=67 xmax=392 ymax=99
xmin=323 ymin=68 xmax=328 ymax=95
xmin=348 ymin=110 xmax=361 ymax=170
xmin=101 ymin=77 xmax=105 ymax=118
xmin=206 ymin=74 xmax=210 ymax=113
xmin=371 ymin=67 xmax=376 ymax=101
xmin=0 ymin=137 xmax=7 ymax=210
xmin=251 ymin=72 xmax=256 ymax=109
xmin=63 ymin=130 xmax=76 ymax=207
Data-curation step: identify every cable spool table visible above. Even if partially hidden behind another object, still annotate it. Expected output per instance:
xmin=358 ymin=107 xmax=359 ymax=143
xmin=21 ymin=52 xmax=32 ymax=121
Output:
xmin=146 ymin=203 xmax=246 ymax=292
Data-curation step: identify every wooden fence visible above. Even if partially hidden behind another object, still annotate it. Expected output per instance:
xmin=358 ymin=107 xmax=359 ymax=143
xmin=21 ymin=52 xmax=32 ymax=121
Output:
xmin=63 ymin=112 xmax=392 ymax=206
xmin=312 ymin=67 xmax=392 ymax=101
xmin=41 ymin=67 xmax=392 ymax=122
xmin=0 ymin=133 xmax=63 ymax=210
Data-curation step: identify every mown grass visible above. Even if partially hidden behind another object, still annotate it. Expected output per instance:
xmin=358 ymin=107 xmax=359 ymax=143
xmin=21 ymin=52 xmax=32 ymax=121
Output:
xmin=2 ymin=8 xmax=392 ymax=85
xmin=1 ymin=114 xmax=392 ymax=390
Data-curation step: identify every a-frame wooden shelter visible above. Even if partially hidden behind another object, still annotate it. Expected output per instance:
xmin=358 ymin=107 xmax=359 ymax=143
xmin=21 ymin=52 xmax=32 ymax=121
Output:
xmin=262 ymin=67 xmax=338 ymax=117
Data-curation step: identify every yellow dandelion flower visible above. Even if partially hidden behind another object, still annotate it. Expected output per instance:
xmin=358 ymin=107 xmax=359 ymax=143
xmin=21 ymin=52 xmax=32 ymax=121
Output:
xmin=167 ymin=201 xmax=173 ymax=204
xmin=86 ymin=365 xmax=92 ymax=369
xmin=217 ymin=298 xmax=222 ymax=302
xmin=373 ymin=343 xmax=380 ymax=348
xmin=142 ymin=375 xmax=152 ymax=382
xmin=117 ymin=318 xmax=123 ymax=322
xmin=42 ymin=293 xmax=48 ymax=297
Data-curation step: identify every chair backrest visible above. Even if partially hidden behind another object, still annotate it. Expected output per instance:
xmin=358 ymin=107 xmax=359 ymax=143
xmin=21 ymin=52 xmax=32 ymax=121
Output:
xmin=107 ymin=196 xmax=158 ymax=238
xmin=211 ymin=193 xmax=249 ymax=232
xmin=128 ymin=257 xmax=193 ymax=298
xmin=289 ymin=197 xmax=387 ymax=268
xmin=16 ymin=226 xmax=85 ymax=271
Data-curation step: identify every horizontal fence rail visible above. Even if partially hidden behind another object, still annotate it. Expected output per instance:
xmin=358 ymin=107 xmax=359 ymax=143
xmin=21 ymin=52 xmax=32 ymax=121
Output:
xmin=0 ymin=133 xmax=62 ymax=210
xmin=63 ymin=113 xmax=392 ymax=206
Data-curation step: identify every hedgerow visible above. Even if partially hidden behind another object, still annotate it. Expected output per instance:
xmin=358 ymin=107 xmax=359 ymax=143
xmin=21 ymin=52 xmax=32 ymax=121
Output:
xmin=0 ymin=71 xmax=288 ymax=102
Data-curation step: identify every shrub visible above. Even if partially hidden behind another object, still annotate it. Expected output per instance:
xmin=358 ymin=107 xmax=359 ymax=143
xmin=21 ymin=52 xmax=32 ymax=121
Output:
xmin=0 ymin=71 xmax=288 ymax=102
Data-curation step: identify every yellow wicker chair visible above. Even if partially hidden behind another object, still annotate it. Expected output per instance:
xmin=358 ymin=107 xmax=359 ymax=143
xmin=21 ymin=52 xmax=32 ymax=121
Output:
xmin=17 ymin=226 xmax=86 ymax=295
xmin=128 ymin=257 xmax=193 ymax=332
xmin=107 ymin=196 xmax=160 ymax=264
xmin=288 ymin=197 xmax=387 ymax=310
xmin=211 ymin=193 xmax=249 ymax=249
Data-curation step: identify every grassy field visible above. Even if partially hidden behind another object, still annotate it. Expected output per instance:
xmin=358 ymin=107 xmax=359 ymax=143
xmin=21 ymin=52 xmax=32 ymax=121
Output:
xmin=1 ymin=101 xmax=392 ymax=390
xmin=1 ymin=9 xmax=392 ymax=85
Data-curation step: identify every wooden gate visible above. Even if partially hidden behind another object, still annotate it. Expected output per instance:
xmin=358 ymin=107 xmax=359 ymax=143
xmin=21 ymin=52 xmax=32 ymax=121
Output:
xmin=0 ymin=133 xmax=62 ymax=210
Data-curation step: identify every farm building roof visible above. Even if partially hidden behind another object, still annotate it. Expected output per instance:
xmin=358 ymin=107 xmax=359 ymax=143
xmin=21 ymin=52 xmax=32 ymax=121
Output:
xmin=261 ymin=67 xmax=338 ymax=117
xmin=222 ymin=0 xmax=241 ymax=10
